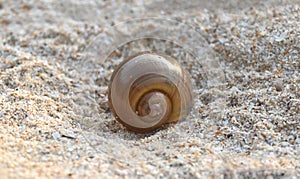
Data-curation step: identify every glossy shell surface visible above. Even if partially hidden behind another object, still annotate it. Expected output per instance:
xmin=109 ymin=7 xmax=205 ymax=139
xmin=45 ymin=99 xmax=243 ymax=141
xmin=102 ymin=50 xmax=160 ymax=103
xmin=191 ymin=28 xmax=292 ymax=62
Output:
xmin=108 ymin=52 xmax=193 ymax=133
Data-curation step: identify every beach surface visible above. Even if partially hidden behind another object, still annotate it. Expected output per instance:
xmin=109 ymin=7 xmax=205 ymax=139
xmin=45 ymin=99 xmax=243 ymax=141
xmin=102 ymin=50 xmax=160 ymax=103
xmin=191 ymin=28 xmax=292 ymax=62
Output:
xmin=0 ymin=0 xmax=299 ymax=178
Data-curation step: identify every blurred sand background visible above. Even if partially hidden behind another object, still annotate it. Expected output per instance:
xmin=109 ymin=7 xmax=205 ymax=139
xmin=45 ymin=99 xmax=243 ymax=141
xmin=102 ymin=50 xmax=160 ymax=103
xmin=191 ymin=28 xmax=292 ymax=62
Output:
xmin=0 ymin=0 xmax=300 ymax=178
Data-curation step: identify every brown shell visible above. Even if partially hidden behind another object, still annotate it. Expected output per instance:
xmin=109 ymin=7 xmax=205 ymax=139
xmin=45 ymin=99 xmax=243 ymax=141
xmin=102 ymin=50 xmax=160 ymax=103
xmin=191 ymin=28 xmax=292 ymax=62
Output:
xmin=108 ymin=52 xmax=193 ymax=133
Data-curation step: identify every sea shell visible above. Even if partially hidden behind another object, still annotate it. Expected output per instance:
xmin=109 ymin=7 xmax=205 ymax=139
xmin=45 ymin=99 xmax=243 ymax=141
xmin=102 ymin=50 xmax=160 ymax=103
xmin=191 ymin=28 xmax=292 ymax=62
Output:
xmin=108 ymin=52 xmax=193 ymax=133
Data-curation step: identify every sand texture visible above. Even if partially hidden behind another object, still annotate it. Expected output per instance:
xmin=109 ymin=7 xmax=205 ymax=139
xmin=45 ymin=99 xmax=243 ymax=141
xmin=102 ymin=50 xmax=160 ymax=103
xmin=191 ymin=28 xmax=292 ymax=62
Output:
xmin=0 ymin=0 xmax=300 ymax=178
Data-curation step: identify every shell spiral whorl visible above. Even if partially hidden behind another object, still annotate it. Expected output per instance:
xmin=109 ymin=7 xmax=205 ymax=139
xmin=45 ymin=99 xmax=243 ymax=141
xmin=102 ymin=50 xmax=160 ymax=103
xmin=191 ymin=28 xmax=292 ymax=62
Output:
xmin=108 ymin=52 xmax=193 ymax=133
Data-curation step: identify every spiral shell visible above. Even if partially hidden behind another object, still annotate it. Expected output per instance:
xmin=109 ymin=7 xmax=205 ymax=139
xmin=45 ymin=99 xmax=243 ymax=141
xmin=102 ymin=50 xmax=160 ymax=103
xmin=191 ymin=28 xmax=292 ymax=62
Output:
xmin=108 ymin=52 xmax=193 ymax=133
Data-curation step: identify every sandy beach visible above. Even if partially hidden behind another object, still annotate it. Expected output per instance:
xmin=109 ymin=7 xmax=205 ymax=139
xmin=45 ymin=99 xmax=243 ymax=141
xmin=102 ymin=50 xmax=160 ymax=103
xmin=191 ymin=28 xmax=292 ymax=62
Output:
xmin=0 ymin=0 xmax=299 ymax=178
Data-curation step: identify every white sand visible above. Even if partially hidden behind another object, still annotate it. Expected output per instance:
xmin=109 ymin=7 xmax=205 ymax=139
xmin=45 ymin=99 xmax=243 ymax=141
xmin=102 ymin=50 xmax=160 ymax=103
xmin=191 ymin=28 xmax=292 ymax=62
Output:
xmin=0 ymin=0 xmax=299 ymax=178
